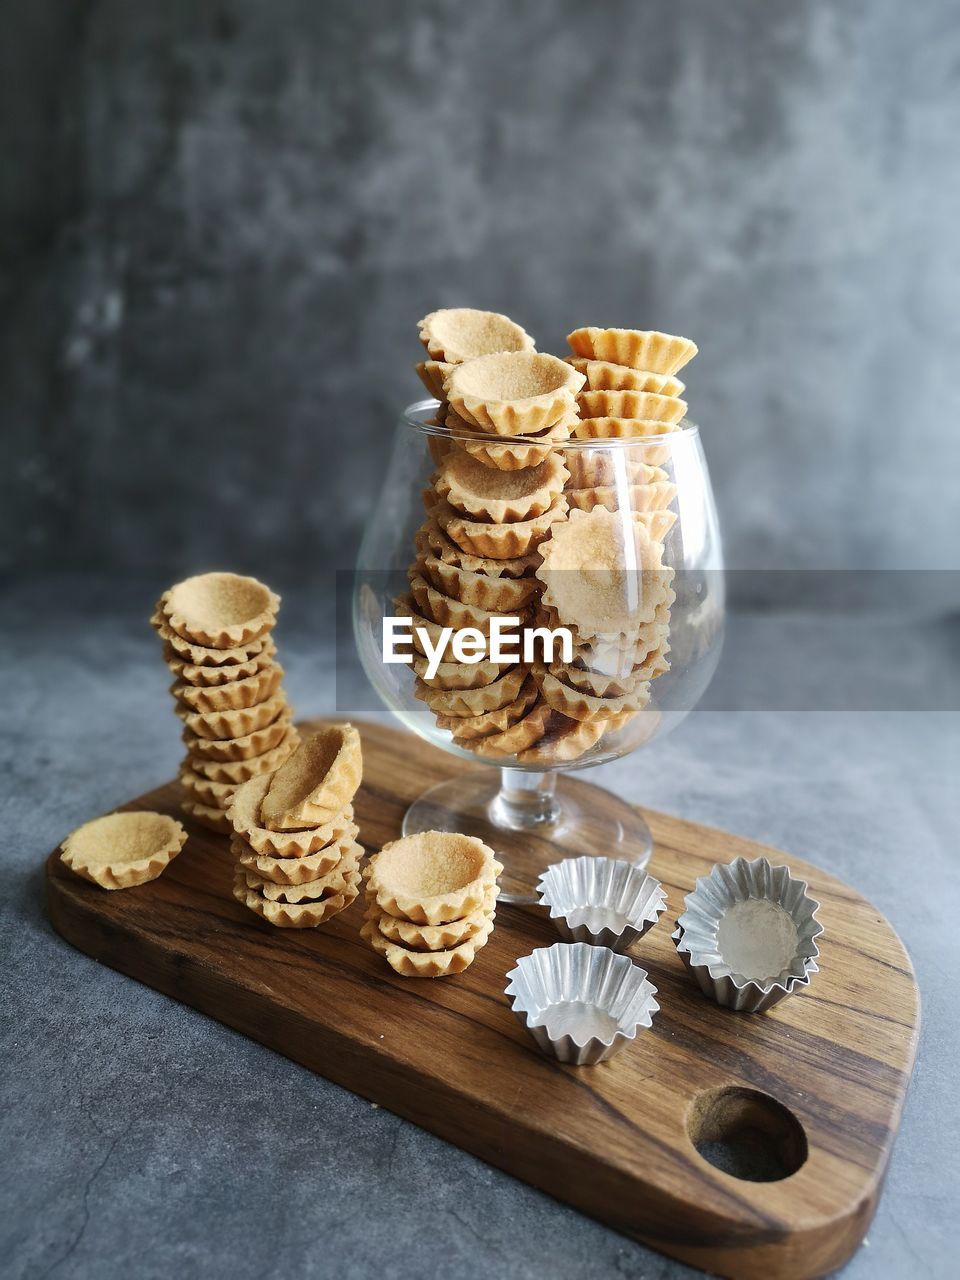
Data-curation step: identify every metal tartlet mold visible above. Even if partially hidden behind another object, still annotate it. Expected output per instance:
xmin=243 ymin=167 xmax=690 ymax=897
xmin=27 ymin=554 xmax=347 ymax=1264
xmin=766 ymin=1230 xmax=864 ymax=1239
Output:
xmin=535 ymin=856 xmax=667 ymax=952
xmin=505 ymin=941 xmax=659 ymax=1065
xmin=674 ymin=855 xmax=823 ymax=1013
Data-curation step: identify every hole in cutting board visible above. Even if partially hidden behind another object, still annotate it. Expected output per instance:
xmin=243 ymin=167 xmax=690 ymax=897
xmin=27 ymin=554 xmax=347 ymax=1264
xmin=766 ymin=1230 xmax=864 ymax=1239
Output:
xmin=686 ymin=1086 xmax=807 ymax=1182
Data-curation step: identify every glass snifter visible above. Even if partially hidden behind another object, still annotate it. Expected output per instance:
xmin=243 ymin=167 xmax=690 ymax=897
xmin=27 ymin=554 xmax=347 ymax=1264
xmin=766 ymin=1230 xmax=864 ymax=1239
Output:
xmin=353 ymin=401 xmax=724 ymax=902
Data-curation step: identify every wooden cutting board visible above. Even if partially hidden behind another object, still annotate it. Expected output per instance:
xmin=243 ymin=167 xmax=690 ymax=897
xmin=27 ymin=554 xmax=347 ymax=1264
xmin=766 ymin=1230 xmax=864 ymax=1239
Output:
xmin=45 ymin=719 xmax=919 ymax=1280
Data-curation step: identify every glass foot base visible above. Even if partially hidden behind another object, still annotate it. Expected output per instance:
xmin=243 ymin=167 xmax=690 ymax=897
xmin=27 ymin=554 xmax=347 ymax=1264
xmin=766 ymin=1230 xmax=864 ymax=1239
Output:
xmin=401 ymin=771 xmax=652 ymax=905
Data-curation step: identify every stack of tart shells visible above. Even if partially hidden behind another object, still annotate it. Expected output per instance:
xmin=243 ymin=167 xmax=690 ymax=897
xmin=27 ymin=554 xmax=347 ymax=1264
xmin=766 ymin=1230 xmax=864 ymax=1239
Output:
xmin=228 ymin=725 xmax=364 ymax=928
xmin=516 ymin=328 xmax=700 ymax=756
xmin=405 ymin=317 xmax=586 ymax=762
xmin=151 ymin=572 xmax=298 ymax=834
xmin=415 ymin=306 xmax=536 ymax=465
xmin=361 ymin=831 xmax=501 ymax=977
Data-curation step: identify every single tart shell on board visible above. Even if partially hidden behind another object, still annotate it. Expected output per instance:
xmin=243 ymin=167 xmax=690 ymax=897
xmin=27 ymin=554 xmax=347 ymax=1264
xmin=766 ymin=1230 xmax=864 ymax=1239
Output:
xmin=536 ymin=507 xmax=675 ymax=638
xmin=60 ymin=811 xmax=187 ymax=890
xmin=567 ymin=328 xmax=698 ymax=376
xmin=417 ymin=308 xmax=535 ymax=364
xmin=161 ymin=572 xmax=280 ymax=649
xmin=444 ymin=351 xmax=584 ymax=436
xmin=365 ymin=832 xmax=501 ymax=926
xmin=260 ymin=724 xmax=363 ymax=832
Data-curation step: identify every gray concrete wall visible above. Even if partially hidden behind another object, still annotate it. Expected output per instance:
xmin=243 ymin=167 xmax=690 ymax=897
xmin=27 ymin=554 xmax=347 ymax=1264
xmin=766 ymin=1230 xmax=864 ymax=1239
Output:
xmin=3 ymin=0 xmax=958 ymax=580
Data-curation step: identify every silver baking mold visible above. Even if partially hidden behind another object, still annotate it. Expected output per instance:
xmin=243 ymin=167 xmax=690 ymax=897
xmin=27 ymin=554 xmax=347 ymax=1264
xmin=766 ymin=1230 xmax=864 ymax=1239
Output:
xmin=505 ymin=941 xmax=659 ymax=1065
xmin=536 ymin=856 xmax=667 ymax=952
xmin=674 ymin=855 xmax=823 ymax=1013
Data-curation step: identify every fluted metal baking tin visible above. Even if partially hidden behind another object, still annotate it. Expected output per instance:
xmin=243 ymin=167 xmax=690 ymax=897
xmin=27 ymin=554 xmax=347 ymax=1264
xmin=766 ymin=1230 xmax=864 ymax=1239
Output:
xmin=674 ymin=855 xmax=823 ymax=1013
xmin=536 ymin=856 xmax=667 ymax=951
xmin=505 ymin=941 xmax=659 ymax=1065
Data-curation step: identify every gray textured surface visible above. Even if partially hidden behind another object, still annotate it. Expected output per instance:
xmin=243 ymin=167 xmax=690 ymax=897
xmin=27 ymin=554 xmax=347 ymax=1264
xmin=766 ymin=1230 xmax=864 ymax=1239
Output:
xmin=2 ymin=575 xmax=957 ymax=1280
xmin=4 ymin=0 xmax=960 ymax=581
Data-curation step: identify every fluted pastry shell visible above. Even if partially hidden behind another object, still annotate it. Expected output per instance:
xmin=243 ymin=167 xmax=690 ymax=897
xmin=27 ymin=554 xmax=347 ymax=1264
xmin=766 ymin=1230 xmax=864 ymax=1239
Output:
xmin=515 ymin=710 xmax=606 ymax=764
xmin=437 ymin=679 xmax=539 ymax=740
xmin=533 ymin=666 xmax=652 ymax=722
xmin=578 ymin=390 xmax=687 ymax=424
xmin=172 ymin=662 xmax=283 ymax=713
xmin=445 ymin=352 xmax=584 ymax=436
xmin=409 ymin=573 xmax=530 ymax=633
xmin=418 ymin=308 xmax=534 ymax=363
xmin=435 ymin=448 xmax=568 ymax=522
xmin=444 ymin=408 xmax=575 ymax=470
xmin=365 ymin=832 xmax=501 ymax=926
xmin=416 ymin=664 xmax=528 ymax=717
xmin=514 ymin=709 xmax=635 ymax=765
xmin=182 ymin=710 xmax=294 ymax=761
xmin=232 ymin=829 xmax=357 ymax=885
xmin=572 ymin=415 xmax=680 ymax=443
xmin=466 ymin=698 xmax=554 ymax=758
xmin=371 ymin=884 xmax=498 ymax=950
xmin=151 ymin=612 xmax=268 ymax=666
xmin=161 ymin=572 xmax=279 ymax=649
xmin=436 ymin=495 xmax=568 ymax=559
xmin=164 ymin=639 xmax=277 ymax=687
xmin=229 ymin=773 xmax=356 ymax=856
xmin=418 ymin=518 xmax=538 ymax=577
xmin=565 ymin=481 xmax=677 ymax=515
xmin=537 ymin=507 xmax=675 ymax=637
xmin=567 ymin=328 xmax=697 ymax=375
xmin=178 ymin=767 xmax=238 ymax=808
xmin=394 ymin=594 xmax=520 ymax=656
xmin=233 ymin=866 xmax=360 ymax=928
xmin=553 ymin=641 xmax=670 ymax=697
xmin=175 ymin=692 xmax=289 ymax=741
xmin=181 ymin=797 xmax=233 ymax=833
xmin=60 ymin=811 xmax=187 ymax=890
xmin=260 ymin=724 xmax=363 ymax=832
xmin=242 ymin=839 xmax=363 ymax=901
xmin=361 ymin=914 xmax=494 ymax=977
xmin=184 ymin=729 xmax=299 ymax=782
xmin=415 ymin=359 xmax=454 ymax=400
xmin=417 ymin=551 xmax=536 ymax=613
xmin=566 ymin=358 xmax=685 ymax=397
xmin=563 ymin=454 xmax=666 ymax=490
xmin=410 ymin=654 xmax=514 ymax=691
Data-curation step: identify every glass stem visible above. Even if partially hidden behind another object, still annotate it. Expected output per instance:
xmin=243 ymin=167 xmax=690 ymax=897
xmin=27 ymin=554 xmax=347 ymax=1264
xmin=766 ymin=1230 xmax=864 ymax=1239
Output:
xmin=490 ymin=768 xmax=561 ymax=831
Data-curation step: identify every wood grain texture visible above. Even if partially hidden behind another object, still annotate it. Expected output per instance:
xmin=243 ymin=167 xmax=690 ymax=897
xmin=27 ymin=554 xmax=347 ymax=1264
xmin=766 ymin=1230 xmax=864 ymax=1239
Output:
xmin=45 ymin=719 xmax=919 ymax=1280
